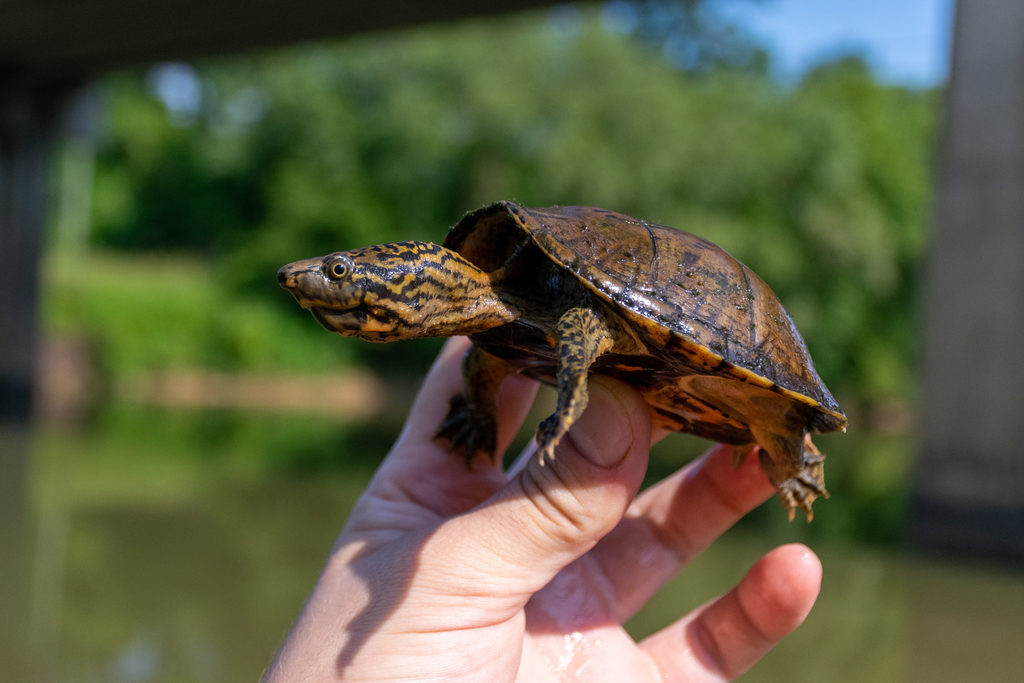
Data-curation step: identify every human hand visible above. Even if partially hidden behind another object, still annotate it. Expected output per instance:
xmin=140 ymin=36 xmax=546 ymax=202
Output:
xmin=265 ymin=337 xmax=821 ymax=682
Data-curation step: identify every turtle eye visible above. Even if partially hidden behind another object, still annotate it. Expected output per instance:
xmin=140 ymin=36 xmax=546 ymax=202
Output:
xmin=326 ymin=257 xmax=351 ymax=281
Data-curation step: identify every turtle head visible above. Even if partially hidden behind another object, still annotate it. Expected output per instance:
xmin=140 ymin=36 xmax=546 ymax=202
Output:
xmin=278 ymin=241 xmax=520 ymax=342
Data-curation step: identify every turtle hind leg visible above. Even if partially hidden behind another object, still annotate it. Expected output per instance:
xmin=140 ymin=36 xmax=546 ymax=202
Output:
xmin=756 ymin=433 xmax=828 ymax=522
xmin=536 ymin=307 xmax=614 ymax=464
xmin=435 ymin=345 xmax=515 ymax=465
xmin=435 ymin=393 xmax=495 ymax=466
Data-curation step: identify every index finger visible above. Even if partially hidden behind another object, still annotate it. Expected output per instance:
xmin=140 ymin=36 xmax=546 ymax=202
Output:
xmin=393 ymin=337 xmax=538 ymax=461
xmin=355 ymin=337 xmax=538 ymax=522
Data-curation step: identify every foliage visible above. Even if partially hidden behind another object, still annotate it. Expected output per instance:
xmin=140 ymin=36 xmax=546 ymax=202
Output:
xmin=43 ymin=252 xmax=353 ymax=374
xmin=87 ymin=8 xmax=937 ymax=401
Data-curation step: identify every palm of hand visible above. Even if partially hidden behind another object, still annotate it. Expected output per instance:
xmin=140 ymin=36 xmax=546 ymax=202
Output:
xmin=267 ymin=338 xmax=820 ymax=682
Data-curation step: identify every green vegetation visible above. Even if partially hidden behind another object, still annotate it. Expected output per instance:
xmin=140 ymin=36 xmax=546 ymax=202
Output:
xmin=43 ymin=252 xmax=354 ymax=374
xmin=78 ymin=8 xmax=937 ymax=404
xmin=38 ymin=7 xmax=938 ymax=545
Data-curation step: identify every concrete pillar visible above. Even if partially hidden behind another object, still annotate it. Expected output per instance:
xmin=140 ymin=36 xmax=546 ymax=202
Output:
xmin=0 ymin=92 xmax=54 ymax=420
xmin=914 ymin=0 xmax=1024 ymax=561
xmin=0 ymin=84 xmax=63 ymax=679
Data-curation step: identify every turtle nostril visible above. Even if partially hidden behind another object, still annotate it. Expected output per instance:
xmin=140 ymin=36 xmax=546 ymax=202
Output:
xmin=277 ymin=268 xmax=290 ymax=287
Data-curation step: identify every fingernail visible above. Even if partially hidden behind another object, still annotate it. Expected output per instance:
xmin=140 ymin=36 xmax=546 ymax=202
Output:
xmin=568 ymin=379 xmax=633 ymax=468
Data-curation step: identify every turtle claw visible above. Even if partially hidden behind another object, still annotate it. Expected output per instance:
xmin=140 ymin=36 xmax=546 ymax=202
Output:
xmin=732 ymin=444 xmax=757 ymax=470
xmin=777 ymin=478 xmax=824 ymax=522
xmin=535 ymin=413 xmax=572 ymax=465
xmin=435 ymin=393 xmax=498 ymax=465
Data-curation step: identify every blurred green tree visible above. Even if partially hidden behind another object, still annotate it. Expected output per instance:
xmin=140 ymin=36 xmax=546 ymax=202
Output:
xmin=88 ymin=8 xmax=936 ymax=402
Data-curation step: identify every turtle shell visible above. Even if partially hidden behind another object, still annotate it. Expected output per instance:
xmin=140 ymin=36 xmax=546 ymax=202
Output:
xmin=444 ymin=201 xmax=846 ymax=439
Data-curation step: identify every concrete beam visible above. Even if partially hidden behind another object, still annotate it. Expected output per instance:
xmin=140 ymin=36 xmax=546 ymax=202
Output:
xmin=0 ymin=0 xmax=562 ymax=86
xmin=0 ymin=88 xmax=63 ymax=421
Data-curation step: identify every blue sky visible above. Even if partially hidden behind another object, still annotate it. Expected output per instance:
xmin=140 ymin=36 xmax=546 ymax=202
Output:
xmin=719 ymin=0 xmax=956 ymax=86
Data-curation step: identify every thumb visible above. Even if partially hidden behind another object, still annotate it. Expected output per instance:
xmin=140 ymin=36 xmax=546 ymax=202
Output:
xmin=437 ymin=377 xmax=652 ymax=601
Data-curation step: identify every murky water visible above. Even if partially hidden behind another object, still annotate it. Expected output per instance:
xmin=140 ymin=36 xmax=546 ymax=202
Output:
xmin=1 ymin=405 xmax=1022 ymax=682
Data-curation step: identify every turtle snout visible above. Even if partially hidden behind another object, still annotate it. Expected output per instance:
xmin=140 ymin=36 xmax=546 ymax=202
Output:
xmin=278 ymin=264 xmax=300 ymax=290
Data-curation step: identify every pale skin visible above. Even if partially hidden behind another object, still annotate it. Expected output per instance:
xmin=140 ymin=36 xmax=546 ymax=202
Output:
xmin=265 ymin=337 xmax=822 ymax=682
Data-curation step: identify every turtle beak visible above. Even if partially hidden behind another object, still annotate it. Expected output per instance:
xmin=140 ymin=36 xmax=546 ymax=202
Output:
xmin=277 ymin=258 xmax=331 ymax=309
xmin=278 ymin=263 xmax=301 ymax=291
xmin=278 ymin=259 xmax=326 ymax=297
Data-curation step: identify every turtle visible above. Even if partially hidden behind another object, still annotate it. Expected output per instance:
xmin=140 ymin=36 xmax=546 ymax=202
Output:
xmin=277 ymin=201 xmax=847 ymax=520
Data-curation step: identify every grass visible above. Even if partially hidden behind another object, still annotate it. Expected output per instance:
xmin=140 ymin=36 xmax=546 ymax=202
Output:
xmin=41 ymin=250 xmax=355 ymax=376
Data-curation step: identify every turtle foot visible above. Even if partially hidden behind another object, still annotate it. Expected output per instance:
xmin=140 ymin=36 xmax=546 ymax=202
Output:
xmin=535 ymin=413 xmax=572 ymax=466
xmin=435 ymin=393 xmax=498 ymax=466
xmin=765 ymin=435 xmax=829 ymax=522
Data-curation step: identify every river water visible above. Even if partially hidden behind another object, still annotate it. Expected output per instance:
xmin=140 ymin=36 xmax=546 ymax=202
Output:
xmin=2 ymin=402 xmax=1022 ymax=682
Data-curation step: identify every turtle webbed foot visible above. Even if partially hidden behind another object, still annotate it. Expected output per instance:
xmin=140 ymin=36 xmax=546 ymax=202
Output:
xmin=435 ymin=393 xmax=498 ymax=465
xmin=536 ymin=413 xmax=572 ymax=465
xmin=760 ymin=435 xmax=829 ymax=522
xmin=776 ymin=478 xmax=827 ymax=522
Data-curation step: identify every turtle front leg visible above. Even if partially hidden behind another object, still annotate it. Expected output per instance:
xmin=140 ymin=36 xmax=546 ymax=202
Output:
xmin=536 ymin=307 xmax=614 ymax=464
xmin=435 ymin=344 xmax=515 ymax=465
